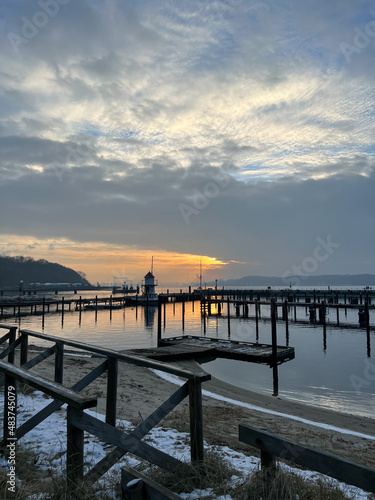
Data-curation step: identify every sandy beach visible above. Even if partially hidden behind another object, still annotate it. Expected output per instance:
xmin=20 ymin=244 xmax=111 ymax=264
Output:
xmin=22 ymin=346 xmax=375 ymax=473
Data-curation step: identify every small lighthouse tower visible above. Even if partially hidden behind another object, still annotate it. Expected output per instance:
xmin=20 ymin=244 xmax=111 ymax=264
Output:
xmin=141 ymin=257 xmax=158 ymax=303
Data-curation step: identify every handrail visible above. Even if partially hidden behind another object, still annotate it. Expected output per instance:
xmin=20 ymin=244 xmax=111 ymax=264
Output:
xmin=0 ymin=359 xmax=97 ymax=410
xmin=19 ymin=329 xmax=210 ymax=382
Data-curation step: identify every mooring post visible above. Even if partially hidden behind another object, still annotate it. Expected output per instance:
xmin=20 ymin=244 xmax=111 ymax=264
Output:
xmin=182 ymin=297 xmax=185 ymax=331
xmin=271 ymin=299 xmax=277 ymax=358
xmin=255 ymin=299 xmax=259 ymax=341
xmin=188 ymin=378 xmax=204 ymax=463
xmin=106 ymin=357 xmax=118 ymax=426
xmin=227 ymin=297 xmax=231 ymax=337
xmin=67 ymin=407 xmax=84 ymax=493
xmin=157 ymin=296 xmax=162 ymax=346
xmin=365 ymin=302 xmax=370 ymax=338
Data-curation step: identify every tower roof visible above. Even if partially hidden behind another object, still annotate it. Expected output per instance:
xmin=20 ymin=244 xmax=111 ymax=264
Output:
xmin=144 ymin=271 xmax=155 ymax=278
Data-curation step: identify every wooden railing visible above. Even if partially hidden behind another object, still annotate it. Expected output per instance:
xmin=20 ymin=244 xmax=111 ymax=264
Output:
xmin=239 ymin=424 xmax=375 ymax=494
xmin=0 ymin=324 xmax=211 ymax=493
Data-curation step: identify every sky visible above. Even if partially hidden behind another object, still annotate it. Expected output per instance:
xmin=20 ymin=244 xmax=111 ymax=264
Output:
xmin=1 ymin=0 xmax=375 ymax=285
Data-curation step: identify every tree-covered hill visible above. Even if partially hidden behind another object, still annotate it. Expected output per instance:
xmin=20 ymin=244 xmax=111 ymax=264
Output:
xmin=0 ymin=256 xmax=90 ymax=286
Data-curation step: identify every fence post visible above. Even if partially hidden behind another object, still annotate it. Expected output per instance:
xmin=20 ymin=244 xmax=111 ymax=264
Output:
xmin=188 ymin=378 xmax=204 ymax=463
xmin=66 ymin=406 xmax=84 ymax=493
xmin=106 ymin=357 xmax=118 ymax=426
xmin=54 ymin=341 xmax=64 ymax=384
xmin=20 ymin=333 xmax=28 ymax=366
xmin=8 ymin=327 xmax=17 ymax=365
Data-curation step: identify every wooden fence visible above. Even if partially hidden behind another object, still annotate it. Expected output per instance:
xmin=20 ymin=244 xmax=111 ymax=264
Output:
xmin=0 ymin=324 xmax=211 ymax=492
xmin=239 ymin=424 xmax=375 ymax=494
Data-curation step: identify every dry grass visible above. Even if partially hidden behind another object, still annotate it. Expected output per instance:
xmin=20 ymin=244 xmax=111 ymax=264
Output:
xmin=232 ymin=466 xmax=356 ymax=500
xmin=149 ymin=449 xmax=236 ymax=496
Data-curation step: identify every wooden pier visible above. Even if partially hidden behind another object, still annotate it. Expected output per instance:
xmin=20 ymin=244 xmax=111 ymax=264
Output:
xmin=128 ymin=336 xmax=294 ymax=365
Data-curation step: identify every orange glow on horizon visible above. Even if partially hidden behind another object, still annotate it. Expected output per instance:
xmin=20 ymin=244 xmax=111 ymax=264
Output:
xmin=0 ymin=235 xmax=230 ymax=285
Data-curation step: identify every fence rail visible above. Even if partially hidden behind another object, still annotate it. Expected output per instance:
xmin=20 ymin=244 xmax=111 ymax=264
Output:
xmin=239 ymin=424 xmax=375 ymax=493
xmin=0 ymin=324 xmax=210 ymax=493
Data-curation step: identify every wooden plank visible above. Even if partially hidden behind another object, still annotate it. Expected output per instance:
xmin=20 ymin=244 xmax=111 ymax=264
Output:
xmin=121 ymin=467 xmax=182 ymax=499
xmin=21 ymin=346 xmax=56 ymax=370
xmin=16 ymin=360 xmax=108 ymax=440
xmin=0 ymin=360 xmax=97 ymax=410
xmin=0 ymin=331 xmax=11 ymax=345
xmin=0 ymin=337 xmax=22 ymax=361
xmin=188 ymin=379 xmax=204 ymax=463
xmin=71 ymin=412 xmax=181 ymax=473
xmin=239 ymin=424 xmax=375 ymax=493
xmin=85 ymin=383 xmax=189 ymax=483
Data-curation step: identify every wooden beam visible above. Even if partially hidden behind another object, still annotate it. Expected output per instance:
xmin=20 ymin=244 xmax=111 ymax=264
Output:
xmin=71 ymin=412 xmax=181 ymax=473
xmin=0 ymin=337 xmax=22 ymax=361
xmin=21 ymin=346 xmax=56 ymax=371
xmin=239 ymin=424 xmax=375 ymax=493
xmin=0 ymin=360 xmax=97 ymax=410
xmin=121 ymin=467 xmax=182 ymax=499
xmin=85 ymin=383 xmax=189 ymax=483
xmin=16 ymin=360 xmax=108 ymax=440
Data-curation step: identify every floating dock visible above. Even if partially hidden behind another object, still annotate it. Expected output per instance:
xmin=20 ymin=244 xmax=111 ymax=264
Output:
xmin=127 ymin=335 xmax=295 ymax=365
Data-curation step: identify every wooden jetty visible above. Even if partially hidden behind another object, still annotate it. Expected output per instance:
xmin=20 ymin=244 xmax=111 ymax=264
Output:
xmin=128 ymin=335 xmax=294 ymax=365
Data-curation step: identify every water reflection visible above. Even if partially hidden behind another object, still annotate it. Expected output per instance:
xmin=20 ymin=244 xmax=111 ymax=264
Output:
xmin=9 ymin=295 xmax=375 ymax=417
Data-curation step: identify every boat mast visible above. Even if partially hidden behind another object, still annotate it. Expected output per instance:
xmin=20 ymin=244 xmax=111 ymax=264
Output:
xmin=151 ymin=256 xmax=154 ymax=274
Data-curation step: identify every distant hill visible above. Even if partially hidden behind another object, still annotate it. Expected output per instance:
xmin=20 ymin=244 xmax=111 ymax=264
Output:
xmin=0 ymin=256 xmax=90 ymax=287
xmin=207 ymin=274 xmax=375 ymax=287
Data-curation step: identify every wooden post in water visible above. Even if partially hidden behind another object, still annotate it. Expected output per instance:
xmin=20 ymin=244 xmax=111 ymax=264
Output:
xmin=284 ymin=300 xmax=289 ymax=345
xmin=365 ymin=302 xmax=371 ymax=357
xmin=270 ymin=299 xmax=277 ymax=359
xmin=157 ymin=296 xmax=162 ymax=346
xmin=182 ymin=298 xmax=185 ymax=331
xmin=255 ymin=299 xmax=259 ymax=342
xmin=227 ymin=297 xmax=230 ymax=337
xmin=163 ymin=301 xmax=166 ymax=329
xmin=322 ymin=301 xmax=327 ymax=352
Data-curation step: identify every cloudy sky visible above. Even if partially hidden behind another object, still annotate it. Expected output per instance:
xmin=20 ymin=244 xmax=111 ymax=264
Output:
xmin=1 ymin=0 xmax=375 ymax=285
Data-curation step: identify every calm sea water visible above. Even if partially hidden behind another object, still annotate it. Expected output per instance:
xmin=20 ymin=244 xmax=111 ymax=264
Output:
xmin=7 ymin=287 xmax=375 ymax=419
